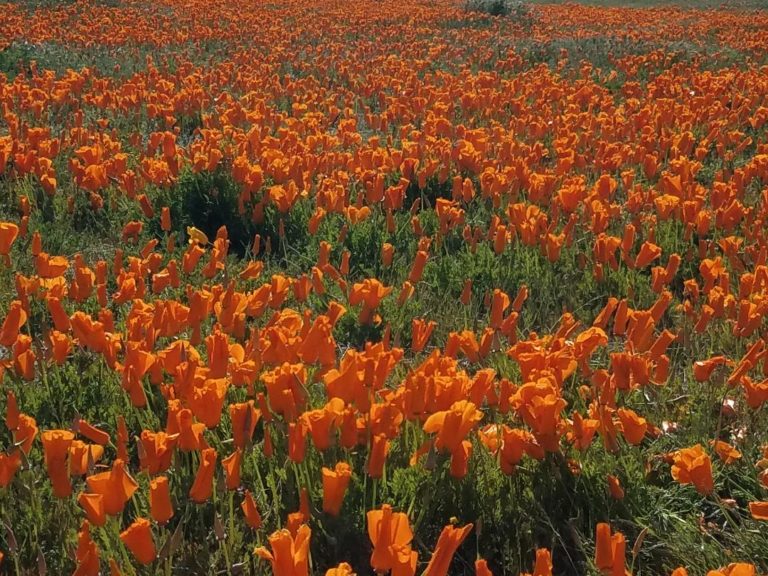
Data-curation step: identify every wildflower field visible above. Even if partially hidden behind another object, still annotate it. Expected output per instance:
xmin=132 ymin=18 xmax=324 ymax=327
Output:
xmin=1 ymin=0 xmax=768 ymax=573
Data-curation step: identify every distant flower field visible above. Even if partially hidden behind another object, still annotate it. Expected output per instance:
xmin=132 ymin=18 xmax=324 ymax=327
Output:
xmin=1 ymin=0 xmax=768 ymax=574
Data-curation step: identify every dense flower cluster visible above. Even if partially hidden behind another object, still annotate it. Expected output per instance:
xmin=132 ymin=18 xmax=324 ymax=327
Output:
xmin=1 ymin=0 xmax=768 ymax=574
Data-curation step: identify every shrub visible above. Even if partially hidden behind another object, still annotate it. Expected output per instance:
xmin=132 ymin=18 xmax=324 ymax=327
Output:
xmin=464 ymin=0 xmax=528 ymax=18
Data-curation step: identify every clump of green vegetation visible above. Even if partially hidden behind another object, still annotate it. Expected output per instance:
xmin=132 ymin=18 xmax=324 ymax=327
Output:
xmin=464 ymin=0 xmax=529 ymax=17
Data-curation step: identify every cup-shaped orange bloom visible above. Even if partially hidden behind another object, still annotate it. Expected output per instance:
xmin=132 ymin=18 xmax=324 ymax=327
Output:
xmin=189 ymin=447 xmax=217 ymax=503
xmin=693 ymin=356 xmax=730 ymax=383
xmin=616 ymin=408 xmax=647 ymax=446
xmin=190 ymin=377 xmax=229 ymax=428
xmin=349 ymin=278 xmax=392 ymax=323
xmin=530 ymin=548 xmax=553 ymax=576
xmin=475 ymin=559 xmax=493 ymax=576
xmin=288 ymin=421 xmax=308 ymax=464
xmin=78 ymin=493 xmax=106 ymax=527
xmin=150 ymin=476 xmax=174 ymax=524
xmin=573 ymin=327 xmax=608 ymax=362
xmin=594 ymin=523 xmax=625 ymax=575
xmin=120 ymin=518 xmax=156 ymax=566
xmin=241 ymin=490 xmax=262 ymax=529
xmin=69 ymin=441 xmax=104 ymax=476
xmin=76 ymin=419 xmax=110 ymax=446
xmin=262 ymin=363 xmax=307 ymax=421
xmin=229 ymin=401 xmax=260 ymax=449
xmin=607 ymin=475 xmax=624 ymax=500
xmin=367 ymin=434 xmax=389 ymax=479
xmin=381 ymin=243 xmax=394 ymax=267
xmin=161 ymin=207 xmax=172 ymax=232
xmin=13 ymin=413 xmax=38 ymax=455
xmin=422 ymin=523 xmax=473 ymax=576
xmin=85 ymin=459 xmax=139 ymax=516
xmin=634 ymin=241 xmax=662 ymax=269
xmin=0 ymin=300 xmax=27 ymax=347
xmin=222 ymin=449 xmax=242 ymax=490
xmin=423 ymin=400 xmax=483 ymax=454
xmin=711 ymin=440 xmax=742 ymax=465
xmin=4 ymin=390 xmax=18 ymax=430
xmin=0 ymin=450 xmax=21 ymax=488
xmin=449 ymin=440 xmax=473 ymax=479
xmin=510 ymin=380 xmax=567 ymax=452
xmin=255 ymin=524 xmax=311 ymax=576
xmin=671 ymin=444 xmax=714 ymax=495
xmin=748 ymin=501 xmax=768 ymax=520
xmin=139 ymin=430 xmax=178 ymax=474
xmin=42 ymin=429 xmax=74 ymax=498
xmin=0 ymin=222 xmax=19 ymax=257
xmin=303 ymin=398 xmax=344 ymax=452
xmin=326 ymin=562 xmax=355 ymax=576
xmin=74 ymin=520 xmax=100 ymax=576
xmin=322 ymin=462 xmax=352 ymax=516
xmin=411 ymin=318 xmax=436 ymax=353
xmin=489 ymin=289 xmax=510 ymax=330
xmin=408 ymin=250 xmax=428 ymax=284
xmin=298 ymin=315 xmax=337 ymax=367
xmin=173 ymin=408 xmax=207 ymax=453
xmin=367 ymin=504 xmax=417 ymax=575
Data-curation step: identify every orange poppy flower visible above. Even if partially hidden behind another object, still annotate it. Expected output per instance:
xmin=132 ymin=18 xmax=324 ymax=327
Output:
xmin=4 ymin=390 xmax=19 ymax=430
xmin=325 ymin=563 xmax=355 ymax=576
xmin=13 ymin=413 xmax=38 ymax=455
xmin=78 ymin=493 xmax=106 ymax=527
xmin=367 ymin=504 xmax=417 ymax=576
xmin=85 ymin=459 xmax=139 ymax=516
xmin=222 ymin=449 xmax=242 ymax=490
xmin=303 ymin=398 xmax=344 ymax=452
xmin=423 ymin=400 xmax=483 ymax=454
xmin=229 ymin=401 xmax=260 ymax=449
xmin=749 ymin=502 xmax=768 ymax=520
xmin=475 ymin=559 xmax=493 ymax=576
xmin=255 ymin=524 xmax=311 ymax=576
xmin=139 ymin=430 xmax=178 ymax=474
xmin=367 ymin=434 xmax=389 ymax=479
xmin=422 ymin=523 xmax=473 ymax=576
xmin=74 ymin=520 xmax=100 ymax=576
xmin=120 ymin=518 xmax=156 ymax=566
xmin=607 ymin=475 xmax=624 ymax=500
xmin=0 ymin=222 xmax=19 ymax=265
xmin=616 ymin=408 xmax=647 ymax=446
xmin=531 ymin=548 xmax=553 ymax=576
xmin=0 ymin=450 xmax=21 ymax=488
xmin=160 ymin=206 xmax=172 ymax=232
xmin=349 ymin=278 xmax=392 ymax=324
xmin=288 ymin=420 xmax=308 ymax=464
xmin=150 ymin=476 xmax=174 ymax=524
xmin=75 ymin=418 xmax=110 ymax=446
xmin=322 ymin=462 xmax=352 ymax=516
xmin=489 ymin=289 xmax=510 ymax=330
xmin=711 ymin=440 xmax=742 ymax=465
xmin=189 ymin=447 xmax=217 ymax=503
xmin=510 ymin=380 xmax=567 ymax=452
xmin=189 ymin=377 xmax=229 ymax=428
xmin=41 ymin=429 xmax=74 ymax=498
xmin=693 ymin=356 xmax=732 ymax=382
xmin=241 ymin=490 xmax=262 ymax=529
xmin=671 ymin=444 xmax=714 ymax=495
xmin=69 ymin=441 xmax=104 ymax=476
xmin=382 ymin=243 xmax=394 ymax=267
xmin=594 ymin=523 xmax=625 ymax=576
xmin=0 ymin=300 xmax=27 ymax=346
xmin=175 ymin=409 xmax=208 ymax=453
